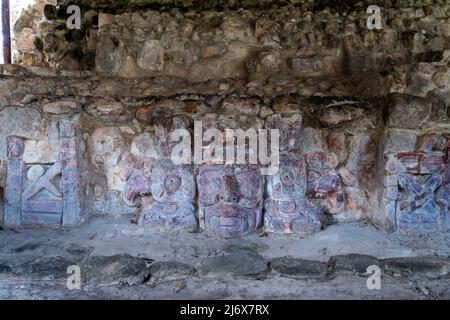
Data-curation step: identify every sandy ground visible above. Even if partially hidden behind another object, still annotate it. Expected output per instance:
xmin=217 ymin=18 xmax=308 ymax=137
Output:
xmin=0 ymin=215 xmax=449 ymax=300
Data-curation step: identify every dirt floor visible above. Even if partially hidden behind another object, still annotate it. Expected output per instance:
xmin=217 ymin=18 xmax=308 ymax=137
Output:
xmin=0 ymin=215 xmax=449 ymax=300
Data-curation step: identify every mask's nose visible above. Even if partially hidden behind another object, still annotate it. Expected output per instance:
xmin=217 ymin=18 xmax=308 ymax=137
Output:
xmin=220 ymin=175 xmax=240 ymax=203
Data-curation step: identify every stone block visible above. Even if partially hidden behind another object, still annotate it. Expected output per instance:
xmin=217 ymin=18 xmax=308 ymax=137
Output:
xmin=383 ymin=131 xmax=417 ymax=154
xmin=59 ymin=119 xmax=78 ymax=138
xmin=290 ymin=56 xmax=323 ymax=73
xmin=383 ymin=174 xmax=398 ymax=187
xmin=3 ymin=205 xmax=21 ymax=228
xmin=382 ymin=257 xmax=449 ymax=278
xmin=388 ymin=95 xmax=431 ymax=129
xmin=384 ymin=154 xmax=398 ymax=175
xmin=137 ymin=40 xmax=165 ymax=72
xmin=198 ymin=253 xmax=269 ymax=279
xmin=5 ymin=186 xmax=22 ymax=204
xmin=271 ymin=257 xmax=328 ymax=278
xmin=317 ymin=105 xmax=365 ymax=127
xmin=42 ymin=101 xmax=80 ymax=115
xmin=329 ymin=254 xmax=380 ymax=275
xmin=5 ymin=161 xmax=24 ymax=186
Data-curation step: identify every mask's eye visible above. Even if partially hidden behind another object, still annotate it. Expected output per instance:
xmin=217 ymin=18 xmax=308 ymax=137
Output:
xmin=281 ymin=170 xmax=295 ymax=185
xmin=213 ymin=177 xmax=222 ymax=188
xmin=164 ymin=175 xmax=182 ymax=193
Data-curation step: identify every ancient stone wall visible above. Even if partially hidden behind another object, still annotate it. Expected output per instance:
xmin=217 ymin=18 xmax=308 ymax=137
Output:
xmin=0 ymin=1 xmax=449 ymax=235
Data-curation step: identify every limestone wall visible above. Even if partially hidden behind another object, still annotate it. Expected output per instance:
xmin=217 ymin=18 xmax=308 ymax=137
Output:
xmin=1 ymin=1 xmax=449 ymax=234
xmin=0 ymin=62 xmax=448 ymax=233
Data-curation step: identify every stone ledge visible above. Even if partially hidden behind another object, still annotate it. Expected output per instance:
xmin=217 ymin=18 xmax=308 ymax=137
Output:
xmin=1 ymin=253 xmax=448 ymax=283
xmin=1 ymin=64 xmax=447 ymax=99
xmin=57 ymin=0 xmax=450 ymax=12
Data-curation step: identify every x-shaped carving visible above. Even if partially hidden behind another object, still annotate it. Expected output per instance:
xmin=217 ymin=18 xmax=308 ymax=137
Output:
xmin=22 ymin=162 xmax=62 ymax=201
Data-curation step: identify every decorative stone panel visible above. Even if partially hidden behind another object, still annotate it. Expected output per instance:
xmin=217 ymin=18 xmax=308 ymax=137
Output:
xmin=380 ymin=137 xmax=450 ymax=233
xmin=3 ymin=118 xmax=85 ymax=228
xmin=197 ymin=165 xmax=264 ymax=238
xmin=138 ymin=159 xmax=197 ymax=232
xmin=264 ymin=155 xmax=321 ymax=235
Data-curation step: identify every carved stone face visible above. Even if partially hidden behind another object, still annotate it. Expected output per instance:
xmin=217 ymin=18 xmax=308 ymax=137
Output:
xmin=139 ymin=201 xmax=197 ymax=231
xmin=138 ymin=159 xmax=197 ymax=231
xmin=267 ymin=157 xmax=307 ymax=201
xmin=265 ymin=156 xmax=321 ymax=235
xmin=198 ymin=165 xmax=263 ymax=238
xmin=122 ymin=172 xmax=151 ymax=207
xmin=150 ymin=159 xmax=195 ymax=203
xmin=264 ymin=198 xmax=321 ymax=235
xmin=306 ymin=152 xmax=345 ymax=215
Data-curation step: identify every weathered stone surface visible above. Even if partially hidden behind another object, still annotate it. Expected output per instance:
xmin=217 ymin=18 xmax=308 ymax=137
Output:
xmin=327 ymin=132 xmax=347 ymax=165
xmin=139 ymin=201 xmax=197 ymax=231
xmin=23 ymin=140 xmax=60 ymax=163
xmin=59 ymin=0 xmax=449 ymax=11
xmin=136 ymin=100 xmax=187 ymax=122
xmin=0 ymin=262 xmax=12 ymax=274
xmin=329 ymin=254 xmax=380 ymax=275
xmin=0 ymin=0 xmax=449 ymax=240
xmin=96 ymin=190 xmax=137 ymax=216
xmin=306 ymin=152 xmax=345 ymax=214
xmin=42 ymin=101 xmax=81 ymax=115
xmin=290 ymin=56 xmax=324 ymax=74
xmin=198 ymin=253 xmax=269 ymax=279
xmin=72 ymin=4 xmax=442 ymax=84
xmin=86 ymin=99 xmax=130 ymax=123
xmin=297 ymin=128 xmax=325 ymax=154
xmin=0 ymin=107 xmax=42 ymax=161
xmin=130 ymin=132 xmax=159 ymax=159
xmin=388 ymin=95 xmax=431 ymax=129
xmin=96 ymin=37 xmax=126 ymax=74
xmin=271 ymin=97 xmax=304 ymax=115
xmin=221 ymin=97 xmax=260 ymax=116
xmin=27 ymin=164 xmax=53 ymax=185
xmin=14 ymin=256 xmax=77 ymax=279
xmin=148 ymin=261 xmax=196 ymax=282
xmin=14 ymin=27 xmax=36 ymax=52
xmin=265 ymin=156 xmax=322 ymax=235
xmin=6 ymin=136 xmax=25 ymax=161
xmin=266 ymin=113 xmax=304 ymax=153
xmin=198 ymin=165 xmax=264 ymax=238
xmin=317 ymin=105 xmax=365 ymax=127
xmin=383 ymin=131 xmax=417 ymax=154
xmin=60 ymin=119 xmax=85 ymax=227
xmin=153 ymin=116 xmax=192 ymax=157
xmin=82 ymin=254 xmax=147 ymax=281
xmin=345 ymin=134 xmax=375 ymax=185
xmin=137 ymin=40 xmax=165 ymax=72
xmin=382 ymin=257 xmax=449 ymax=278
xmin=271 ymin=257 xmax=328 ymax=278
xmin=90 ymin=127 xmax=126 ymax=190
xmin=222 ymin=239 xmax=269 ymax=255
xmin=418 ymin=134 xmax=447 ymax=153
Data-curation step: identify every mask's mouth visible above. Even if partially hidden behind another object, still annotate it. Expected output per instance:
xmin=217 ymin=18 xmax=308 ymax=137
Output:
xmin=205 ymin=204 xmax=255 ymax=237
